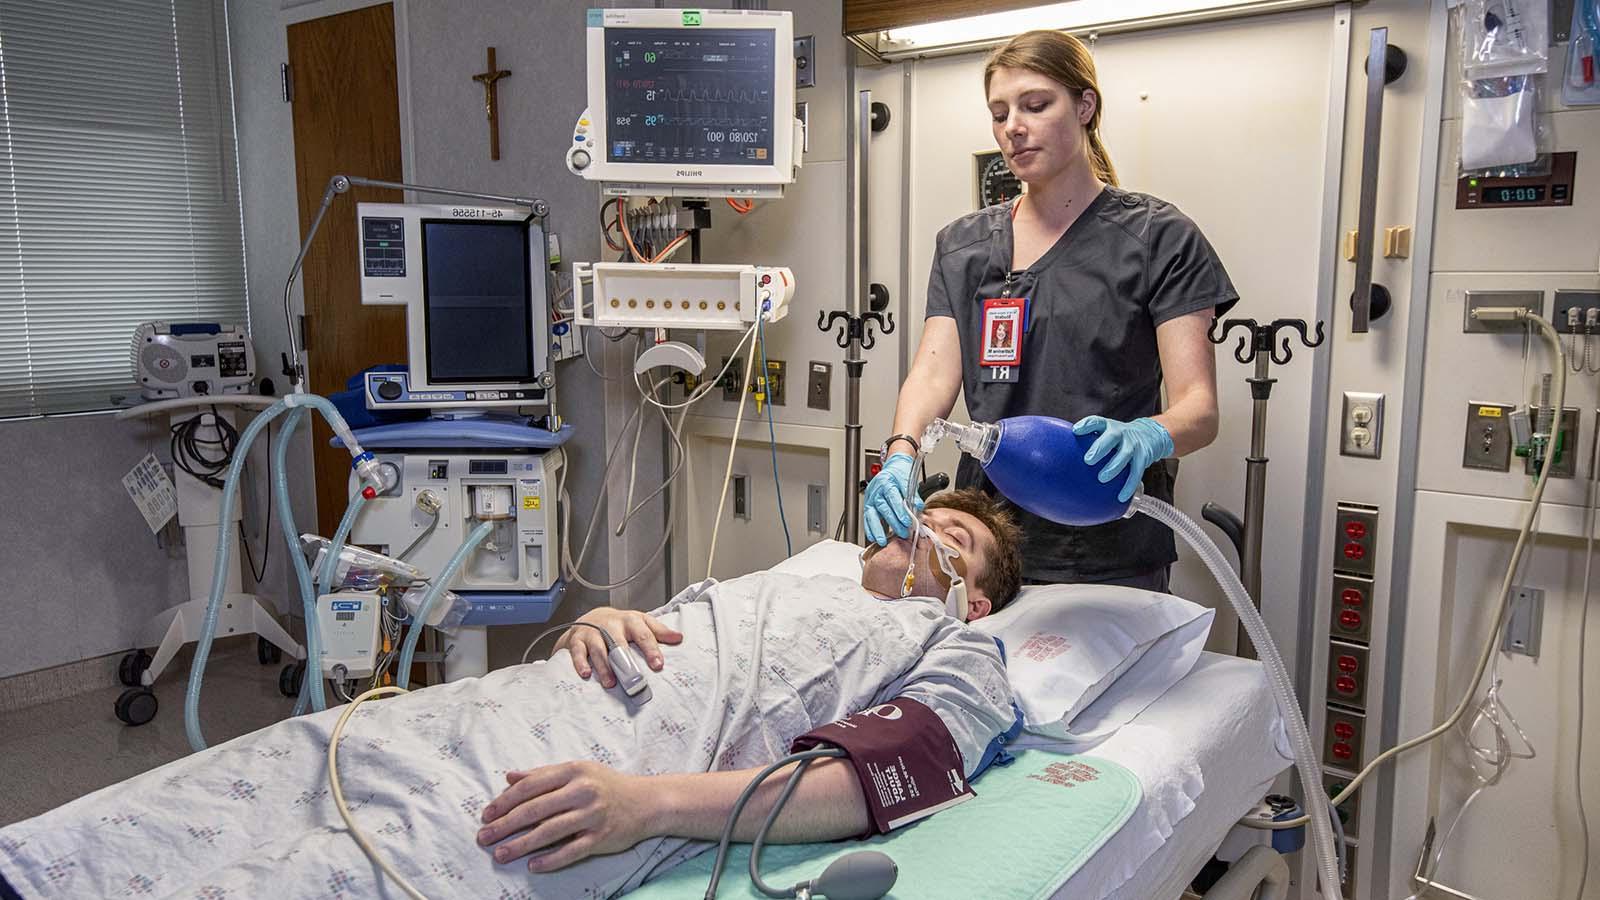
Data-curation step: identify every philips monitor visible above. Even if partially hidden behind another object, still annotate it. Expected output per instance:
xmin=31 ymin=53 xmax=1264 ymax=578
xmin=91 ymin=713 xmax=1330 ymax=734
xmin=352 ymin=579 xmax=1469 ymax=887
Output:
xmin=357 ymin=202 xmax=552 ymax=411
xmin=565 ymin=8 xmax=801 ymax=198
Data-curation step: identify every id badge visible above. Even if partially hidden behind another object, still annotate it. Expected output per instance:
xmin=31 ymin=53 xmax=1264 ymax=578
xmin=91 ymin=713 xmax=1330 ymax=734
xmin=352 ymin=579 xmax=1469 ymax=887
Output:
xmin=980 ymin=296 xmax=1027 ymax=382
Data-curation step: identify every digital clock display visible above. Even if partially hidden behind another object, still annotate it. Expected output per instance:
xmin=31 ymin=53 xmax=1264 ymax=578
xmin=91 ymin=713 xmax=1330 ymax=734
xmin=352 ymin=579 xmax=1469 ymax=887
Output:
xmin=1482 ymin=186 xmax=1545 ymax=204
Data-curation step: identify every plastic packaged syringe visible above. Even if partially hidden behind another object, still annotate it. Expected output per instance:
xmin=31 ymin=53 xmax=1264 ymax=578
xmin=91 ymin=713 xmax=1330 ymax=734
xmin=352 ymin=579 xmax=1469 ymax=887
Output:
xmin=299 ymin=534 xmax=426 ymax=592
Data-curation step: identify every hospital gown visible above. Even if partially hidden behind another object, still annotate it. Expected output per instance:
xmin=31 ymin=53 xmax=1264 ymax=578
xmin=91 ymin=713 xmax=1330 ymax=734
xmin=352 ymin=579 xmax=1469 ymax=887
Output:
xmin=0 ymin=572 xmax=1014 ymax=899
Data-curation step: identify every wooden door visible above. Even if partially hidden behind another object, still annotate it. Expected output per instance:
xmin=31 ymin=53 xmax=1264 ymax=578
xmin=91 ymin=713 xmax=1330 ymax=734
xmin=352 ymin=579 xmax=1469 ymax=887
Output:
xmin=287 ymin=3 xmax=406 ymax=536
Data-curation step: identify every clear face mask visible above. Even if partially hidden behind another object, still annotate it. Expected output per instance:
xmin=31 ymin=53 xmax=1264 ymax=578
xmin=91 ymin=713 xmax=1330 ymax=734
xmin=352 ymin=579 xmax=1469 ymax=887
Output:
xmin=860 ymin=520 xmax=970 ymax=620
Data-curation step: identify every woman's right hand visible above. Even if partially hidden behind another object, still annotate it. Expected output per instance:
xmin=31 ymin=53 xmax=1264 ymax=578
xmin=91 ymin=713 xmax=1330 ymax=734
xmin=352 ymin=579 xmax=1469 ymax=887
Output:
xmin=552 ymin=608 xmax=683 ymax=687
xmin=862 ymin=452 xmax=922 ymax=546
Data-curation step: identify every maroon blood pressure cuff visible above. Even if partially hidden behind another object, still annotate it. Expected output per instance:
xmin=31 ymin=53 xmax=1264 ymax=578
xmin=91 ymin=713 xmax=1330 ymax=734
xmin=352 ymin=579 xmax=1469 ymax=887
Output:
xmin=791 ymin=697 xmax=975 ymax=836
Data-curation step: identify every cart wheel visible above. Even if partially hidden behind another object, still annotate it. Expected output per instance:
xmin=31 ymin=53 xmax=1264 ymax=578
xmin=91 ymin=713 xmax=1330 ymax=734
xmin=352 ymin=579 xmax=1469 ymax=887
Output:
xmin=118 ymin=650 xmax=152 ymax=687
xmin=279 ymin=661 xmax=306 ymax=698
xmin=114 ymin=688 xmax=158 ymax=726
xmin=257 ymin=636 xmax=283 ymax=665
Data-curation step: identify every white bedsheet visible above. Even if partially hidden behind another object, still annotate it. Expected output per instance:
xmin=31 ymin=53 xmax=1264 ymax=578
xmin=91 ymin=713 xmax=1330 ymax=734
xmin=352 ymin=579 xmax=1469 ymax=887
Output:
xmin=1048 ymin=651 xmax=1292 ymax=900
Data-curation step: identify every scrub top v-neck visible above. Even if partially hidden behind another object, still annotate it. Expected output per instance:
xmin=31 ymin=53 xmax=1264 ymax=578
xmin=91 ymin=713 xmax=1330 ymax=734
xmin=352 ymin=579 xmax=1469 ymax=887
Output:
xmin=924 ymin=185 xmax=1239 ymax=583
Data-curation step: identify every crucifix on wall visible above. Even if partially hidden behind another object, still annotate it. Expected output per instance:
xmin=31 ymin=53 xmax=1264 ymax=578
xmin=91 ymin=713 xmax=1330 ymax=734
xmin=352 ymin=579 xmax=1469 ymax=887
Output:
xmin=471 ymin=46 xmax=512 ymax=161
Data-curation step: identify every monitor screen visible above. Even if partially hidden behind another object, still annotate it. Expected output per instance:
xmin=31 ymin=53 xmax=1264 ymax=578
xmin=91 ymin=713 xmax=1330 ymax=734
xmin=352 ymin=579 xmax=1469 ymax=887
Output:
xmin=421 ymin=220 xmax=534 ymax=384
xmin=604 ymin=27 xmax=776 ymax=166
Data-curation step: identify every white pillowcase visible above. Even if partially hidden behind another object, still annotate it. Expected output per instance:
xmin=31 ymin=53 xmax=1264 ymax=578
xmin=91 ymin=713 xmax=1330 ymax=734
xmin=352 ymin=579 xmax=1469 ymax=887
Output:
xmin=970 ymin=584 xmax=1214 ymax=742
xmin=769 ymin=539 xmax=865 ymax=579
xmin=768 ymin=543 xmax=1212 ymax=744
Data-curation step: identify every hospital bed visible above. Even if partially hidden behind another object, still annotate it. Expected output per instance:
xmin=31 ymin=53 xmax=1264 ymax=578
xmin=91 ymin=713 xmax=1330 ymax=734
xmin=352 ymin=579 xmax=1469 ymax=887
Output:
xmin=0 ymin=574 xmax=1292 ymax=900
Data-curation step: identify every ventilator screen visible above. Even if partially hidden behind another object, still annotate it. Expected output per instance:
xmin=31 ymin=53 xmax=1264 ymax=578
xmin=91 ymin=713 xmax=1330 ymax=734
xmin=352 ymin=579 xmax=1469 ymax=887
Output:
xmin=420 ymin=220 xmax=534 ymax=384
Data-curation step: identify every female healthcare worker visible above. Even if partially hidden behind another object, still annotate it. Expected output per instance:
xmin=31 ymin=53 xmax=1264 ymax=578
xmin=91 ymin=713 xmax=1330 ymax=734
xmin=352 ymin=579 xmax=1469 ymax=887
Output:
xmin=865 ymin=30 xmax=1239 ymax=592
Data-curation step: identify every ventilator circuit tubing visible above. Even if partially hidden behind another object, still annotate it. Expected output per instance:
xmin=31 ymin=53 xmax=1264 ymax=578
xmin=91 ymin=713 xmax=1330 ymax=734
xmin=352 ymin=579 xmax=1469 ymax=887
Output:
xmin=185 ymin=393 xmax=379 ymax=752
xmin=395 ymin=518 xmax=494 ymax=689
xmin=1130 ymin=493 xmax=1343 ymax=895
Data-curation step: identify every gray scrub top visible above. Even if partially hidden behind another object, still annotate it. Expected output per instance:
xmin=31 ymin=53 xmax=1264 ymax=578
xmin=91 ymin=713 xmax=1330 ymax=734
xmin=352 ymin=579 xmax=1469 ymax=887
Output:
xmin=924 ymin=185 xmax=1239 ymax=582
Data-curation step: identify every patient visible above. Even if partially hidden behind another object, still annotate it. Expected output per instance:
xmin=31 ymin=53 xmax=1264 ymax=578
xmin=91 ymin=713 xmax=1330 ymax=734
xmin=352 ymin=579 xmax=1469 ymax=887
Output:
xmin=0 ymin=490 xmax=1023 ymax=900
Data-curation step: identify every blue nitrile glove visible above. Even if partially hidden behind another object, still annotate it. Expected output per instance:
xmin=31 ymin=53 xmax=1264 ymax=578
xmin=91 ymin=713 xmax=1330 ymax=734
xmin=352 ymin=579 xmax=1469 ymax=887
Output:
xmin=1073 ymin=416 xmax=1175 ymax=503
xmin=863 ymin=452 xmax=922 ymax=546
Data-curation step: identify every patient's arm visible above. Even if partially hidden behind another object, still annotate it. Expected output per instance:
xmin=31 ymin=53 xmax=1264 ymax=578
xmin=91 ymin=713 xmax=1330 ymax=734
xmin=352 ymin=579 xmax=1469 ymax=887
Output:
xmin=477 ymin=758 xmax=868 ymax=872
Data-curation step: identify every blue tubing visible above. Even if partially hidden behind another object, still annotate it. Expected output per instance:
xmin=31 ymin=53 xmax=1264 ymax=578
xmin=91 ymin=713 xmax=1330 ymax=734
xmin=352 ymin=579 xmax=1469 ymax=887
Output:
xmin=396 ymin=519 xmax=494 ymax=689
xmin=271 ymin=409 xmax=324 ymax=718
xmin=185 ymin=400 xmax=291 ymax=752
xmin=186 ymin=393 xmax=370 ymax=751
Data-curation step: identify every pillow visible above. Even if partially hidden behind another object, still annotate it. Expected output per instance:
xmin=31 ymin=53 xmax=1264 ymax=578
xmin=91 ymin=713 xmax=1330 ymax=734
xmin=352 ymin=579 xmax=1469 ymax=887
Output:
xmin=970 ymin=584 xmax=1213 ymax=742
xmin=769 ymin=539 xmax=865 ymax=579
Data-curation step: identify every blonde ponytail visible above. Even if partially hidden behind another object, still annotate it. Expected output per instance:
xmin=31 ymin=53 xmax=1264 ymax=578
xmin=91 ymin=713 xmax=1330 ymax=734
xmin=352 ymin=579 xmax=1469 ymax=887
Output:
xmin=1087 ymin=128 xmax=1118 ymax=187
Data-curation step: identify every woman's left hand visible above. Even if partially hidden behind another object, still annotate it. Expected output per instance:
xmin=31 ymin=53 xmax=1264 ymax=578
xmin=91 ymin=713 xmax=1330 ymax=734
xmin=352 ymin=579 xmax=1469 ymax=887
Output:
xmin=1074 ymin=416 xmax=1175 ymax=503
xmin=478 ymin=761 xmax=655 ymax=871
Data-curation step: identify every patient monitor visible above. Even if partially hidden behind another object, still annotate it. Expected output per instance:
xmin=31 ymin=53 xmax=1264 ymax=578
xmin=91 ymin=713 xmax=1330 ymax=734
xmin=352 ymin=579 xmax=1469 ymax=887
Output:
xmin=565 ymin=8 xmax=802 ymax=198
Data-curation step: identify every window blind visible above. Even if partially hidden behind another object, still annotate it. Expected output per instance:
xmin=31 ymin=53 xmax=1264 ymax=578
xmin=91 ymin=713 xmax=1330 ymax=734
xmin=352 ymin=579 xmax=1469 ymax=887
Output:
xmin=0 ymin=0 xmax=247 ymax=419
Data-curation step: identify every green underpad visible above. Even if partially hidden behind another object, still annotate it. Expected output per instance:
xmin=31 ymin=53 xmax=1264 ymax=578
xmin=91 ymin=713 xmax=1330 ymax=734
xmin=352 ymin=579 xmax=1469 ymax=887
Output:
xmin=626 ymin=750 xmax=1141 ymax=899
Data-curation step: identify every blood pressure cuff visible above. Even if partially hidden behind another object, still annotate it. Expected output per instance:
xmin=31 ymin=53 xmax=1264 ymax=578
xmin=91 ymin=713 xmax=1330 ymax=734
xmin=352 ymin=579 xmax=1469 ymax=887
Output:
xmin=791 ymin=697 xmax=976 ymax=836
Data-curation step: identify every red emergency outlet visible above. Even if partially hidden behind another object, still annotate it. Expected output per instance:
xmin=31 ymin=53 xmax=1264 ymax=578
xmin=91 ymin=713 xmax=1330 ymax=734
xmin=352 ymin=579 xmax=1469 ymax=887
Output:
xmin=1334 ymin=722 xmax=1356 ymax=740
xmin=1341 ymin=587 xmax=1364 ymax=607
xmin=1331 ymin=742 xmax=1354 ymax=761
xmin=1336 ymin=654 xmax=1360 ymax=674
xmin=1335 ymin=675 xmax=1358 ymax=695
xmin=1343 ymin=542 xmax=1366 ymax=561
xmin=869 ymin=463 xmax=882 ymax=477
xmin=1344 ymin=521 xmax=1367 ymax=540
xmin=1339 ymin=609 xmax=1364 ymax=631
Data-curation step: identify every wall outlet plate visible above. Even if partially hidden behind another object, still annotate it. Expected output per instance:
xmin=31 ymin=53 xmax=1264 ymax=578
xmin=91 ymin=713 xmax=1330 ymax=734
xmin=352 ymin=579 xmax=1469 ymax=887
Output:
xmin=1553 ymin=290 xmax=1600 ymax=333
xmin=1502 ymin=586 xmax=1543 ymax=657
xmin=1463 ymin=289 xmax=1542 ymax=333
xmin=1340 ymin=392 xmax=1385 ymax=459
xmin=806 ymin=483 xmax=826 ymax=534
xmin=1462 ymin=401 xmax=1514 ymax=470
xmin=1522 ymin=407 xmax=1578 ymax=478
xmin=765 ymin=359 xmax=786 ymax=406
xmin=807 ymin=361 xmax=831 ymax=410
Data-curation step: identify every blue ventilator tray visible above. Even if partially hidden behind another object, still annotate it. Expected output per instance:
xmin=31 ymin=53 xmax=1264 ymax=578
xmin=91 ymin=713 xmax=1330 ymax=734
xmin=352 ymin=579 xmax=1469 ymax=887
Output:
xmin=458 ymin=585 xmax=564 ymax=626
xmin=331 ymin=416 xmax=573 ymax=450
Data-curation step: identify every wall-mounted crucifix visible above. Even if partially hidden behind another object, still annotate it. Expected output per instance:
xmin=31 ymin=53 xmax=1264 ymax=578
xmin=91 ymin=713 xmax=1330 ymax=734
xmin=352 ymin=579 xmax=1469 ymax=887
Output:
xmin=471 ymin=47 xmax=512 ymax=161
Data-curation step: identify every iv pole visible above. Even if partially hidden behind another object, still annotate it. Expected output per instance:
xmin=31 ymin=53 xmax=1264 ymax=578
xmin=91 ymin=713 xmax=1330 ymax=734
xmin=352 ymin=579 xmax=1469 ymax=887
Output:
xmin=1203 ymin=317 xmax=1324 ymax=658
xmin=819 ymin=91 xmax=893 ymax=543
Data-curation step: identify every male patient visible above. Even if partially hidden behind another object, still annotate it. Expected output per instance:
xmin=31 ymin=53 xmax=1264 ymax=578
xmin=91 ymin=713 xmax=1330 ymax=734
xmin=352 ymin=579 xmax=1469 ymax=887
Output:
xmin=0 ymin=490 xmax=1023 ymax=900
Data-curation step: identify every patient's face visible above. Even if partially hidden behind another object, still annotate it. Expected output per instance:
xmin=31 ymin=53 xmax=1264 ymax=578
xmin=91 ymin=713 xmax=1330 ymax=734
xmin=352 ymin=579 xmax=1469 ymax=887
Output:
xmin=859 ymin=508 xmax=997 ymax=620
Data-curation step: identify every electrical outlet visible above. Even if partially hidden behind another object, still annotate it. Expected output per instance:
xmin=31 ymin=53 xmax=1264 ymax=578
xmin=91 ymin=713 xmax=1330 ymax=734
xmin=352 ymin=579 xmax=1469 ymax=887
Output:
xmin=1462 ymin=402 xmax=1514 ymax=470
xmin=766 ymin=359 xmax=786 ymax=406
xmin=1324 ymin=706 xmax=1365 ymax=769
xmin=1327 ymin=641 xmax=1370 ymax=709
xmin=1502 ymin=586 xmax=1543 ymax=657
xmin=807 ymin=362 xmax=831 ymax=410
xmin=1324 ymin=770 xmax=1360 ymax=833
xmin=1340 ymin=392 xmax=1385 ymax=459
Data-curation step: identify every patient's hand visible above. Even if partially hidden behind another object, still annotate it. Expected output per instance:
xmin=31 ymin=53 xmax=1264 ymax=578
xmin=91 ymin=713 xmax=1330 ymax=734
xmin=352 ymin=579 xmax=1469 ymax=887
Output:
xmin=553 ymin=607 xmax=682 ymax=687
xmin=478 ymin=761 xmax=654 ymax=872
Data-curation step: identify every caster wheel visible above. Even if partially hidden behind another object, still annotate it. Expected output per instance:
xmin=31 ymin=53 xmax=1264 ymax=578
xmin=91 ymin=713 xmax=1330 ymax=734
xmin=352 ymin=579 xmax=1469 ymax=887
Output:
xmin=257 ymin=636 xmax=283 ymax=665
xmin=279 ymin=661 xmax=306 ymax=698
xmin=114 ymin=688 xmax=158 ymax=726
xmin=118 ymin=650 xmax=152 ymax=687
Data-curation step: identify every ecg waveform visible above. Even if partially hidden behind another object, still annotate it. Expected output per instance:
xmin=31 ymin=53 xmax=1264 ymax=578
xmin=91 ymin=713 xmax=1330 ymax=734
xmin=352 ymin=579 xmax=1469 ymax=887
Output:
xmin=604 ymin=27 xmax=777 ymax=168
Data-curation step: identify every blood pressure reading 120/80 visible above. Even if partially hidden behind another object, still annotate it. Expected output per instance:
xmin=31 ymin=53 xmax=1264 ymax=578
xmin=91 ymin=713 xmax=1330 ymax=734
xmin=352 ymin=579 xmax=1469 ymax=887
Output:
xmin=605 ymin=27 xmax=775 ymax=166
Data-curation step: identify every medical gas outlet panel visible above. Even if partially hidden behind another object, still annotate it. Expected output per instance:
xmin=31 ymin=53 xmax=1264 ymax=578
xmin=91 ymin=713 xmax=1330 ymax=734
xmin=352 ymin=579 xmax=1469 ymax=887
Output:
xmin=348 ymin=452 xmax=560 ymax=593
xmin=574 ymin=262 xmax=794 ymax=331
